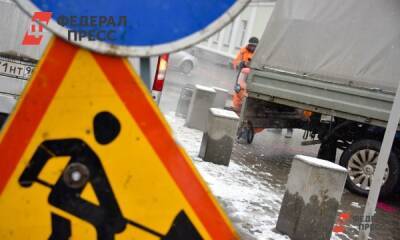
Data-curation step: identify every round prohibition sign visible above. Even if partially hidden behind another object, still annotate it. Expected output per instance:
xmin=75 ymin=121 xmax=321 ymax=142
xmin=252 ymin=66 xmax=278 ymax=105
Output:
xmin=14 ymin=0 xmax=250 ymax=56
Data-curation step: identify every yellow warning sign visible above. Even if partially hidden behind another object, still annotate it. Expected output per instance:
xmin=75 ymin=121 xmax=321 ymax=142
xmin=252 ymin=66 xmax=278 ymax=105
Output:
xmin=0 ymin=38 xmax=238 ymax=239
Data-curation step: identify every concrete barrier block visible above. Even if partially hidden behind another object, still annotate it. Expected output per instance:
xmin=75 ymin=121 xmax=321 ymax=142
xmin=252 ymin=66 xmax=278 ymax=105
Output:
xmin=203 ymin=108 xmax=239 ymax=166
xmin=185 ymin=85 xmax=216 ymax=131
xmin=276 ymin=155 xmax=347 ymax=240
xmin=212 ymin=87 xmax=229 ymax=108
xmin=175 ymin=84 xmax=195 ymax=118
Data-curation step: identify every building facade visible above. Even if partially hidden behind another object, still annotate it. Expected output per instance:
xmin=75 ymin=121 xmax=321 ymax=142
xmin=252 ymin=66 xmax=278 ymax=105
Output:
xmin=196 ymin=1 xmax=275 ymax=60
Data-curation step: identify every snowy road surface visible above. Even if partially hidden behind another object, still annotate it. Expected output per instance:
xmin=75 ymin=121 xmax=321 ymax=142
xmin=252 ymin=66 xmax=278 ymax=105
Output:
xmin=164 ymin=112 xmax=400 ymax=240
xmin=165 ymin=113 xmax=289 ymax=240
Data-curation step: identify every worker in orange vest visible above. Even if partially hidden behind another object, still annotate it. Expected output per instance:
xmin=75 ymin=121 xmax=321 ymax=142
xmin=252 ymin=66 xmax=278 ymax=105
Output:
xmin=232 ymin=36 xmax=259 ymax=112
xmin=232 ymin=37 xmax=259 ymax=70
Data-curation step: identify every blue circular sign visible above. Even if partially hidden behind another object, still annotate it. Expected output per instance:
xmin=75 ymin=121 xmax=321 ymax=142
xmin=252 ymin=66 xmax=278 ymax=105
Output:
xmin=15 ymin=0 xmax=250 ymax=56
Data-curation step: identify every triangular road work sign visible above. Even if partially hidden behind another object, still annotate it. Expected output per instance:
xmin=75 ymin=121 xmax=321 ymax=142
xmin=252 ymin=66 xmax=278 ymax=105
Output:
xmin=0 ymin=38 xmax=238 ymax=240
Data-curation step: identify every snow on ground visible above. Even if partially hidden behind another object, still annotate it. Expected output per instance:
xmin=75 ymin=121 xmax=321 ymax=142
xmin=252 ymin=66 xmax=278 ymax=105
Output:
xmin=164 ymin=112 xmax=347 ymax=240
xmin=165 ymin=112 xmax=289 ymax=240
xmin=351 ymin=202 xmax=362 ymax=209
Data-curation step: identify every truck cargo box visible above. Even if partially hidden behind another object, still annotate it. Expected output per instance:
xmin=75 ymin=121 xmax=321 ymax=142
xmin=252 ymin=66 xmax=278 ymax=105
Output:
xmin=246 ymin=0 xmax=400 ymax=128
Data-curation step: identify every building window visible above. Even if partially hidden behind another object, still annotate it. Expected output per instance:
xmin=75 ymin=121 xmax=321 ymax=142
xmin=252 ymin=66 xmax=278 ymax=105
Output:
xmin=213 ymin=31 xmax=221 ymax=43
xmin=223 ymin=23 xmax=233 ymax=46
xmin=236 ymin=20 xmax=248 ymax=48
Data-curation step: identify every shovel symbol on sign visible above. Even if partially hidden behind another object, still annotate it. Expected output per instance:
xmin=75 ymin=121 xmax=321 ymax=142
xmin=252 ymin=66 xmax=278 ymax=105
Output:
xmin=18 ymin=111 xmax=203 ymax=240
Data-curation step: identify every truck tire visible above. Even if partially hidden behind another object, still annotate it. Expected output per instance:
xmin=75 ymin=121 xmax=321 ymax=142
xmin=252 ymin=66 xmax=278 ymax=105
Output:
xmin=236 ymin=121 xmax=254 ymax=144
xmin=339 ymin=139 xmax=400 ymax=198
xmin=246 ymin=122 xmax=255 ymax=144
xmin=317 ymin=142 xmax=337 ymax=162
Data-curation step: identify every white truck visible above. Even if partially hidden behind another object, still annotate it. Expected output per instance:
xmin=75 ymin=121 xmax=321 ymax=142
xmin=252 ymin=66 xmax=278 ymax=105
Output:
xmin=241 ymin=0 xmax=400 ymax=198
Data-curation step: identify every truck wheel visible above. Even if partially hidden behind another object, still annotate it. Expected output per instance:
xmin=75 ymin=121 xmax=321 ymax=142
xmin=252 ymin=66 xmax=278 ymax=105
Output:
xmin=317 ymin=142 xmax=337 ymax=162
xmin=246 ymin=122 xmax=255 ymax=144
xmin=236 ymin=122 xmax=254 ymax=144
xmin=339 ymin=139 xmax=400 ymax=198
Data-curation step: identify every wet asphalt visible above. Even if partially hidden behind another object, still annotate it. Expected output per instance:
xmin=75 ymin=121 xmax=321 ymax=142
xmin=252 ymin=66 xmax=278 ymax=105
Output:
xmin=160 ymin=49 xmax=400 ymax=240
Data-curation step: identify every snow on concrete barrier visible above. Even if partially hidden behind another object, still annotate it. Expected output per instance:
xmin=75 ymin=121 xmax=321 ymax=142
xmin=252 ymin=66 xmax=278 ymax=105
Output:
xmin=175 ymin=84 xmax=195 ymax=118
xmin=212 ymin=87 xmax=229 ymax=109
xmin=201 ymin=108 xmax=239 ymax=166
xmin=276 ymin=155 xmax=347 ymax=240
xmin=185 ymin=85 xmax=216 ymax=131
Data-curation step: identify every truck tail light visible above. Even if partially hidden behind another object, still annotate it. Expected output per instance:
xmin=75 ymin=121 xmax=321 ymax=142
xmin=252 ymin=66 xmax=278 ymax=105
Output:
xmin=152 ymin=54 xmax=169 ymax=104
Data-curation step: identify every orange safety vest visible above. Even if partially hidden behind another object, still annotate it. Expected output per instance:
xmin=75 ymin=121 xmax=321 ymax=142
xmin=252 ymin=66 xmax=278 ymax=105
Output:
xmin=232 ymin=47 xmax=254 ymax=69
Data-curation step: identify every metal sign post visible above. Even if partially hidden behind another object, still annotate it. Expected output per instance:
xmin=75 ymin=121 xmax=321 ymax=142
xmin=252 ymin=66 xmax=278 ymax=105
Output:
xmin=140 ymin=57 xmax=151 ymax=90
xmin=359 ymin=85 xmax=400 ymax=240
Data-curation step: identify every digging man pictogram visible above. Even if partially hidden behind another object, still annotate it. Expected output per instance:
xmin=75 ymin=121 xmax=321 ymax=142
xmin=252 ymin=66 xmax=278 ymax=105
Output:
xmin=19 ymin=111 xmax=202 ymax=240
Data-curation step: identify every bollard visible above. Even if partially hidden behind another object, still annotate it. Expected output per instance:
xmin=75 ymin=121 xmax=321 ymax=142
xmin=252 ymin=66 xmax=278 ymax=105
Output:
xmin=199 ymin=87 xmax=229 ymax=159
xmin=212 ymin=87 xmax=229 ymax=108
xmin=175 ymin=84 xmax=195 ymax=118
xmin=185 ymin=85 xmax=216 ymax=131
xmin=202 ymin=108 xmax=239 ymax=166
xmin=276 ymin=155 xmax=347 ymax=240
